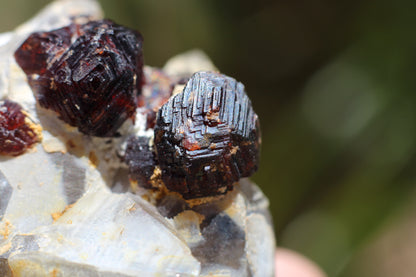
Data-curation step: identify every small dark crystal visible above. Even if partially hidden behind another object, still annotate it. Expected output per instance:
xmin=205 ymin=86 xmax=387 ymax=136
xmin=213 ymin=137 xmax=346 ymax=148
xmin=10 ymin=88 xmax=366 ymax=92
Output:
xmin=124 ymin=136 xmax=156 ymax=189
xmin=154 ymin=71 xmax=260 ymax=199
xmin=0 ymin=100 xmax=41 ymax=156
xmin=14 ymin=19 xmax=144 ymax=137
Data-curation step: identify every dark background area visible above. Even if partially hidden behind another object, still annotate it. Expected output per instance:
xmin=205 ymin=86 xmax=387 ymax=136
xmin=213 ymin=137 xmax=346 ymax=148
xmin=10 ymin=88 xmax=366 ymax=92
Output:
xmin=1 ymin=0 xmax=416 ymax=276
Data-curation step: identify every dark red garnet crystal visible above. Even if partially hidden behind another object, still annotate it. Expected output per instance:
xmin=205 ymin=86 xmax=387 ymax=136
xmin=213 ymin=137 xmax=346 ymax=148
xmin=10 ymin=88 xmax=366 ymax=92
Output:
xmin=14 ymin=19 xmax=144 ymax=137
xmin=154 ymin=71 xmax=260 ymax=199
xmin=0 ymin=100 xmax=41 ymax=156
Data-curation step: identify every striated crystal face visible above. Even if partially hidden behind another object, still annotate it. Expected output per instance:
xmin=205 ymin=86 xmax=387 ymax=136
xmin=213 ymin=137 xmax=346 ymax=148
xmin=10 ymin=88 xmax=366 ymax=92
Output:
xmin=14 ymin=19 xmax=144 ymax=137
xmin=0 ymin=100 xmax=41 ymax=156
xmin=154 ymin=71 xmax=261 ymax=199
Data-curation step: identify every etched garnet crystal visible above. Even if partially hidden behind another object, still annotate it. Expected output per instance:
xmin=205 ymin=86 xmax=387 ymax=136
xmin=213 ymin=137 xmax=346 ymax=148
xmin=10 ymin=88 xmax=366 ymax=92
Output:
xmin=14 ymin=19 xmax=144 ymax=137
xmin=0 ymin=100 xmax=42 ymax=156
xmin=154 ymin=71 xmax=261 ymax=199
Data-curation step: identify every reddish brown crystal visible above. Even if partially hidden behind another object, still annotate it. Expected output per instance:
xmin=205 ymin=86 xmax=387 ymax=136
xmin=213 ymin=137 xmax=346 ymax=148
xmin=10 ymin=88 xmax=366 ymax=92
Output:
xmin=154 ymin=71 xmax=260 ymax=199
xmin=14 ymin=19 xmax=144 ymax=137
xmin=0 ymin=100 xmax=42 ymax=156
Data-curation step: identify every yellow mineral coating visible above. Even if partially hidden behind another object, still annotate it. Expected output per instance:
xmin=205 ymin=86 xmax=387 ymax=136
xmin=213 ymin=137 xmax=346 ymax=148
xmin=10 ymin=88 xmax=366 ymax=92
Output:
xmin=88 ymin=151 xmax=99 ymax=168
xmin=51 ymin=203 xmax=75 ymax=222
xmin=9 ymin=259 xmax=45 ymax=277
xmin=0 ymin=220 xmax=12 ymax=240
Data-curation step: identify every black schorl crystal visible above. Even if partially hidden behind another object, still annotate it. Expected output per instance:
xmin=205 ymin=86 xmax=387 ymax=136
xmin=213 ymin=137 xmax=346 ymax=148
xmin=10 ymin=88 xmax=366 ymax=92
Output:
xmin=14 ymin=19 xmax=144 ymax=137
xmin=153 ymin=71 xmax=260 ymax=199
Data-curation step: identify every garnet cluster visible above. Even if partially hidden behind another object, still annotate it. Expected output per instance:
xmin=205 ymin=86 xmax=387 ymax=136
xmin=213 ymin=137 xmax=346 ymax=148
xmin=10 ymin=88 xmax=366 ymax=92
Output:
xmin=14 ymin=19 xmax=260 ymax=199
xmin=15 ymin=19 xmax=143 ymax=137
xmin=0 ymin=100 xmax=41 ymax=156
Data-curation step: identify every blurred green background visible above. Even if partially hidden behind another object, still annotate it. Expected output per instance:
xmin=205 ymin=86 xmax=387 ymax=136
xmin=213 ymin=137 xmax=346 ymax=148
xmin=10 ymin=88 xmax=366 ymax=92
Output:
xmin=1 ymin=0 xmax=416 ymax=276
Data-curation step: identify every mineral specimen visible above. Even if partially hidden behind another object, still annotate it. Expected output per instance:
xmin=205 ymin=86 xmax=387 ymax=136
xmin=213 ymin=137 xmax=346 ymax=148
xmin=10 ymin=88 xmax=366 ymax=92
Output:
xmin=0 ymin=1 xmax=275 ymax=276
xmin=0 ymin=99 xmax=41 ymax=156
xmin=154 ymin=71 xmax=261 ymax=199
xmin=14 ymin=19 xmax=144 ymax=137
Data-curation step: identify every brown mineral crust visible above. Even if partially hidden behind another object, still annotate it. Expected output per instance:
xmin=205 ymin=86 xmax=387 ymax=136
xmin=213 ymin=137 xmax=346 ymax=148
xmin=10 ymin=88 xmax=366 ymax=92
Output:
xmin=0 ymin=100 xmax=42 ymax=156
xmin=14 ymin=19 xmax=144 ymax=137
xmin=154 ymin=71 xmax=260 ymax=199
xmin=124 ymin=136 xmax=157 ymax=189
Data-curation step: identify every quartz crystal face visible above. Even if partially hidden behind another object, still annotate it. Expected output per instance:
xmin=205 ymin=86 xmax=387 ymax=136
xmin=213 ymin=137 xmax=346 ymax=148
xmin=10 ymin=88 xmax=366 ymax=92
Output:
xmin=154 ymin=71 xmax=261 ymax=199
xmin=0 ymin=100 xmax=41 ymax=156
xmin=14 ymin=19 xmax=144 ymax=137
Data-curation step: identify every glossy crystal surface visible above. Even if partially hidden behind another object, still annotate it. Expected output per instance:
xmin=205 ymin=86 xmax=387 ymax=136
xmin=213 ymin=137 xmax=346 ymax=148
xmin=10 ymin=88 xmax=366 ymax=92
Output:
xmin=154 ymin=71 xmax=261 ymax=199
xmin=0 ymin=100 xmax=41 ymax=156
xmin=14 ymin=19 xmax=144 ymax=137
